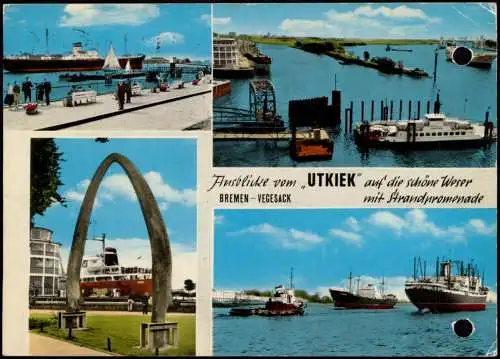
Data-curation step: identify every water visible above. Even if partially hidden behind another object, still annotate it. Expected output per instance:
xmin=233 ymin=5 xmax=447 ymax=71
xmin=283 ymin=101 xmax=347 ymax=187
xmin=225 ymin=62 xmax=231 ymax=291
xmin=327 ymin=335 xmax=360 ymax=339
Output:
xmin=214 ymin=44 xmax=497 ymax=167
xmin=213 ymin=303 xmax=497 ymax=356
xmin=2 ymin=67 xmax=198 ymax=103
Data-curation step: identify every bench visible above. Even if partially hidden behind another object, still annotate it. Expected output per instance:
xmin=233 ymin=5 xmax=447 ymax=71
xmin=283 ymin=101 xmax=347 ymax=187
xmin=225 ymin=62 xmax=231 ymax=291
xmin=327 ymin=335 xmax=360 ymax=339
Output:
xmin=140 ymin=322 xmax=179 ymax=349
xmin=175 ymin=82 xmax=186 ymax=89
xmin=131 ymin=85 xmax=142 ymax=96
xmin=57 ymin=311 xmax=87 ymax=330
xmin=70 ymin=91 xmax=97 ymax=106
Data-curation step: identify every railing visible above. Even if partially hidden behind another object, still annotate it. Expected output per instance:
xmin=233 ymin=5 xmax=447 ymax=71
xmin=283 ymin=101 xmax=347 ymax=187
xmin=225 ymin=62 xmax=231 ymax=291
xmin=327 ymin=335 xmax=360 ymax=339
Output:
xmin=213 ymin=106 xmax=253 ymax=123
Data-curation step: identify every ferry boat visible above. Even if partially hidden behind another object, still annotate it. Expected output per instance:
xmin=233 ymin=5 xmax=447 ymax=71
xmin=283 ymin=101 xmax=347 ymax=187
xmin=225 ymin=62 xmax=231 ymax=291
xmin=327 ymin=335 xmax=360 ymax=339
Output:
xmin=329 ymin=272 xmax=397 ymax=309
xmin=80 ymin=236 xmax=152 ymax=297
xmin=405 ymin=257 xmax=488 ymax=312
xmin=354 ymin=96 xmax=496 ymax=149
xmin=3 ymin=42 xmax=145 ymax=73
xmin=446 ymin=37 xmax=497 ymax=69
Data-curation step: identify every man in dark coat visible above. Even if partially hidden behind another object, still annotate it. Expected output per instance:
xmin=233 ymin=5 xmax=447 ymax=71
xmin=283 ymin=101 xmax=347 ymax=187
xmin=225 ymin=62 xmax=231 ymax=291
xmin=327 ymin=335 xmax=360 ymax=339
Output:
xmin=22 ymin=77 xmax=33 ymax=103
xmin=116 ymin=81 xmax=126 ymax=110
xmin=43 ymin=79 xmax=51 ymax=105
xmin=125 ymin=80 xmax=132 ymax=103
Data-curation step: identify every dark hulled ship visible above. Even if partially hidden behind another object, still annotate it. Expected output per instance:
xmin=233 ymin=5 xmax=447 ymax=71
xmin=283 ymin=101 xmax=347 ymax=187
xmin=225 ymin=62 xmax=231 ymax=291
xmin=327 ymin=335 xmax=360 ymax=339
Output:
xmin=329 ymin=272 xmax=397 ymax=309
xmin=405 ymin=257 xmax=488 ymax=313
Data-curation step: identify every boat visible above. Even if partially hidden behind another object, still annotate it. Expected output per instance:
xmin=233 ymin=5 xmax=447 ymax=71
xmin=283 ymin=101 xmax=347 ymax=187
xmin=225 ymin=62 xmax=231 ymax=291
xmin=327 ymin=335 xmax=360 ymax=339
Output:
xmin=405 ymin=257 xmax=488 ymax=312
xmin=80 ymin=234 xmax=152 ymax=297
xmin=446 ymin=37 xmax=497 ymax=69
xmin=229 ymin=269 xmax=305 ymax=317
xmin=3 ymin=42 xmax=145 ymax=73
xmin=329 ymin=272 xmax=397 ymax=309
xmin=354 ymin=94 xmax=496 ymax=149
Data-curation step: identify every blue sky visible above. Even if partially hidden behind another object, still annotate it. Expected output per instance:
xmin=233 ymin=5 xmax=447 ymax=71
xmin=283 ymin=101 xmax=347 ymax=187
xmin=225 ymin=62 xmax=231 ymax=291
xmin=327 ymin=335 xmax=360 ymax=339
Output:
xmin=3 ymin=4 xmax=211 ymax=60
xmin=32 ymin=138 xmax=197 ymax=289
xmin=214 ymin=209 xmax=497 ymax=301
xmin=214 ymin=3 xmax=497 ymax=39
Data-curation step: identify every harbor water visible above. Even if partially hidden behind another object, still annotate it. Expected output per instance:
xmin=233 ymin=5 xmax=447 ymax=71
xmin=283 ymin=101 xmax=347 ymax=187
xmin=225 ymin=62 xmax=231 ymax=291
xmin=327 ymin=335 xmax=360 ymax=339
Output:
xmin=213 ymin=303 xmax=497 ymax=356
xmin=214 ymin=44 xmax=497 ymax=167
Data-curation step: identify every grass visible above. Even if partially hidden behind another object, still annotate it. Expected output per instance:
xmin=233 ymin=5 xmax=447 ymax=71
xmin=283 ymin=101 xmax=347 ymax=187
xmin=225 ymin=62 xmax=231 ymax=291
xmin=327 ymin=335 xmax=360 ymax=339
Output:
xmin=30 ymin=312 xmax=195 ymax=356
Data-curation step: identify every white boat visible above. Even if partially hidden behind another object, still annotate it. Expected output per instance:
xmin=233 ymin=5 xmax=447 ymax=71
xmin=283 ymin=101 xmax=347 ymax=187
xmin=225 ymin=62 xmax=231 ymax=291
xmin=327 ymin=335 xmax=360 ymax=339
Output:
xmin=446 ymin=37 xmax=497 ymax=68
xmin=102 ymin=45 xmax=122 ymax=71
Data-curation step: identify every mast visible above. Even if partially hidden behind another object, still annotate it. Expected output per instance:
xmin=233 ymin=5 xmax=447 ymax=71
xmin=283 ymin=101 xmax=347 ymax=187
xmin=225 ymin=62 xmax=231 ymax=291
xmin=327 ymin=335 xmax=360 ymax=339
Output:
xmin=348 ymin=271 xmax=353 ymax=293
xmin=356 ymin=277 xmax=360 ymax=295
xmin=381 ymin=276 xmax=385 ymax=296
xmin=413 ymin=257 xmax=416 ymax=281
xmin=290 ymin=267 xmax=294 ymax=289
xmin=45 ymin=28 xmax=49 ymax=55
xmin=124 ymin=34 xmax=128 ymax=55
xmin=436 ymin=256 xmax=439 ymax=280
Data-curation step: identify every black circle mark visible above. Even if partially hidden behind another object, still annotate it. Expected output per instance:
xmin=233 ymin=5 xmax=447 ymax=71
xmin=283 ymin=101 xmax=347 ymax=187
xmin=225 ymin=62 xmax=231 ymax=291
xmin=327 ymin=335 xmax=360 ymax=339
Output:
xmin=453 ymin=318 xmax=475 ymax=338
xmin=452 ymin=47 xmax=473 ymax=66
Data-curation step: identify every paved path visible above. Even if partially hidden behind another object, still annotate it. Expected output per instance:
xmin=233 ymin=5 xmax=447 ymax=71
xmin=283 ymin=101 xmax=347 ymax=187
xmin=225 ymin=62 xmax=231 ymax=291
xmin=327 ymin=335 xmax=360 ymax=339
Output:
xmin=29 ymin=333 xmax=112 ymax=356
xmin=3 ymin=82 xmax=212 ymax=131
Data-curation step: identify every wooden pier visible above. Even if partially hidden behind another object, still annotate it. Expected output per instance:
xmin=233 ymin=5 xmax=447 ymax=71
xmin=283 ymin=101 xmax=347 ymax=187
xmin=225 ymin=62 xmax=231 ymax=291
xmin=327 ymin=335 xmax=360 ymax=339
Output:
xmin=213 ymin=128 xmax=329 ymax=141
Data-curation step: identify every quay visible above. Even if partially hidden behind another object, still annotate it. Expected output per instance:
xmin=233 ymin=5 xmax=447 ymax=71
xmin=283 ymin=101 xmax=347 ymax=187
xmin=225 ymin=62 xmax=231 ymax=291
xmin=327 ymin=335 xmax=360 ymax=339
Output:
xmin=3 ymin=81 xmax=212 ymax=131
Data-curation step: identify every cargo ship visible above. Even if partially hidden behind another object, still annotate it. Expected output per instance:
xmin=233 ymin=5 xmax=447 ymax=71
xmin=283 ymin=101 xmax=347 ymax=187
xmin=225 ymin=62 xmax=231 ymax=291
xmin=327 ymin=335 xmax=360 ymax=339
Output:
xmin=3 ymin=42 xmax=145 ymax=73
xmin=80 ymin=235 xmax=152 ymax=297
xmin=445 ymin=37 xmax=497 ymax=69
xmin=329 ymin=272 xmax=397 ymax=309
xmin=354 ymin=94 xmax=496 ymax=149
xmin=405 ymin=257 xmax=489 ymax=313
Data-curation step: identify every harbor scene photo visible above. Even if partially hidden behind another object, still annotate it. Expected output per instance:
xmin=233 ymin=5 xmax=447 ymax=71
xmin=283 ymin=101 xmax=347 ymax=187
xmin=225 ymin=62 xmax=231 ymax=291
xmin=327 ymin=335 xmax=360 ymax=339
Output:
xmin=3 ymin=4 xmax=212 ymax=131
xmin=29 ymin=138 xmax=197 ymax=356
xmin=213 ymin=209 xmax=497 ymax=356
xmin=212 ymin=3 xmax=497 ymax=167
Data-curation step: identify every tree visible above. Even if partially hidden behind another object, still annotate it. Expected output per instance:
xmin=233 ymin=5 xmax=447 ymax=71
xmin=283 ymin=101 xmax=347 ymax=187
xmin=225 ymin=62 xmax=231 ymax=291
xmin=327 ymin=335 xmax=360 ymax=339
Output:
xmin=184 ymin=279 xmax=196 ymax=293
xmin=30 ymin=138 xmax=66 ymax=226
xmin=363 ymin=51 xmax=370 ymax=61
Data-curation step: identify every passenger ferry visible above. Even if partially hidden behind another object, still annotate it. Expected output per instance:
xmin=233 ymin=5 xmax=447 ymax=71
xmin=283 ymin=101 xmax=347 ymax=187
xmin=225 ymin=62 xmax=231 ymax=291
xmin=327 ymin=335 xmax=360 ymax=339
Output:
xmin=80 ymin=240 xmax=152 ymax=297
xmin=354 ymin=112 xmax=496 ymax=149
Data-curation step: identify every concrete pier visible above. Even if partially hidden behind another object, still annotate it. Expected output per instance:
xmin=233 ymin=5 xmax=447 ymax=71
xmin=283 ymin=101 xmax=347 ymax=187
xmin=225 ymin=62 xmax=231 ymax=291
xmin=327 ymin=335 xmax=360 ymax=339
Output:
xmin=3 ymin=82 xmax=212 ymax=131
xmin=213 ymin=129 xmax=330 ymax=141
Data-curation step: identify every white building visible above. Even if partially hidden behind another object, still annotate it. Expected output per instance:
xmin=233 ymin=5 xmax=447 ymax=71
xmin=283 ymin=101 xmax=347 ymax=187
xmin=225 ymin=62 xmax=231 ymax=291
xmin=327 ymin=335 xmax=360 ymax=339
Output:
xmin=29 ymin=227 xmax=66 ymax=296
xmin=213 ymin=38 xmax=238 ymax=68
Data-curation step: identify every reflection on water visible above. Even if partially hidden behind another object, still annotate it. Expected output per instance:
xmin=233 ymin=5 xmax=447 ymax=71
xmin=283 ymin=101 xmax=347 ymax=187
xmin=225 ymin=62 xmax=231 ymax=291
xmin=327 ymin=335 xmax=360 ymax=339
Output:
xmin=214 ymin=44 xmax=497 ymax=167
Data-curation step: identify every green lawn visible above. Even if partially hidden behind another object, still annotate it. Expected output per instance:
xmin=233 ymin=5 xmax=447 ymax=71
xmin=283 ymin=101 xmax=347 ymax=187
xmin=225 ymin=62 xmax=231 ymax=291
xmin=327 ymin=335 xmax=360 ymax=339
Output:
xmin=30 ymin=313 xmax=195 ymax=356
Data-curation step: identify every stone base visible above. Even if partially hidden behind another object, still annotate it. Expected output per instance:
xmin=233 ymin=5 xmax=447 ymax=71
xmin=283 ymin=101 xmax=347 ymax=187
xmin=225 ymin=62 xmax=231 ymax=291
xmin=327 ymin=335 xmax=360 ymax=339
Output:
xmin=57 ymin=311 xmax=87 ymax=330
xmin=140 ymin=322 xmax=179 ymax=349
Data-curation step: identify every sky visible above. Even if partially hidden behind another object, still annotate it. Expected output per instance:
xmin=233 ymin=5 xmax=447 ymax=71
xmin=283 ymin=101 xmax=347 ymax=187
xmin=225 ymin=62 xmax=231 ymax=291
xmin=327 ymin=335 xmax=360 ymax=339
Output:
xmin=3 ymin=4 xmax=212 ymax=60
xmin=213 ymin=3 xmax=497 ymax=39
xmin=214 ymin=209 xmax=497 ymax=302
xmin=32 ymin=138 xmax=197 ymax=290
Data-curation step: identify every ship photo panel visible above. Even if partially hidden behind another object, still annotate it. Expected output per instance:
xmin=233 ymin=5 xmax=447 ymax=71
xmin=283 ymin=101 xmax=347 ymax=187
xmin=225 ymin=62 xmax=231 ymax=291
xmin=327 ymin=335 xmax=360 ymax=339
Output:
xmin=212 ymin=208 xmax=497 ymax=356
xmin=27 ymin=137 xmax=197 ymax=356
xmin=212 ymin=2 xmax=497 ymax=167
xmin=3 ymin=4 xmax=212 ymax=132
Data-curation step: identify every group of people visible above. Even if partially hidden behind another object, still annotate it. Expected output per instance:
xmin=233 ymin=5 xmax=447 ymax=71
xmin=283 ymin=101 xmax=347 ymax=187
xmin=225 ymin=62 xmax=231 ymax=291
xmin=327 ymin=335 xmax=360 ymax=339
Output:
xmin=115 ymin=80 xmax=133 ymax=110
xmin=126 ymin=292 xmax=151 ymax=314
xmin=4 ymin=77 xmax=52 ymax=110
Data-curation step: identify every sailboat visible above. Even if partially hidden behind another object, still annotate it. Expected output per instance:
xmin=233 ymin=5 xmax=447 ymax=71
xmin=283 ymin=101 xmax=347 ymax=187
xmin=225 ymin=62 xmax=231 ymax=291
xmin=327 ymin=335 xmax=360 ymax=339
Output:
xmin=102 ymin=45 xmax=122 ymax=71
xmin=125 ymin=59 xmax=132 ymax=73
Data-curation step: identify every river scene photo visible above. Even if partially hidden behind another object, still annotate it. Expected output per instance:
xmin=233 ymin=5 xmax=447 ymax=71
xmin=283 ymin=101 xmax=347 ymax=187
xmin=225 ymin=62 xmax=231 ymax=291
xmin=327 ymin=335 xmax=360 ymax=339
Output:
xmin=212 ymin=3 xmax=497 ymax=168
xmin=214 ymin=303 xmax=497 ymax=356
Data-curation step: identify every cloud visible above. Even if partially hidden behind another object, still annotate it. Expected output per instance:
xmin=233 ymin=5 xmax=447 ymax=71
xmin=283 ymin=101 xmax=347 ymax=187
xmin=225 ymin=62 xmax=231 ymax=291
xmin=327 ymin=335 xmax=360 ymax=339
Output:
xmin=468 ymin=219 xmax=496 ymax=235
xmin=326 ymin=5 xmax=440 ymax=23
xmin=279 ymin=19 xmax=337 ymax=37
xmin=59 ymin=4 xmax=160 ymax=27
xmin=200 ymin=13 xmax=211 ymax=26
xmin=64 ymin=171 xmax=195 ymax=208
xmin=368 ymin=211 xmax=406 ymax=233
xmin=229 ymin=223 xmax=325 ymax=250
xmin=329 ymin=229 xmax=363 ymax=247
xmin=213 ymin=17 xmax=232 ymax=26
xmin=345 ymin=216 xmax=361 ymax=232
xmin=60 ymin=238 xmax=196 ymax=290
xmin=146 ymin=32 xmax=185 ymax=47
xmin=214 ymin=215 xmax=225 ymax=225
xmin=487 ymin=290 xmax=497 ymax=303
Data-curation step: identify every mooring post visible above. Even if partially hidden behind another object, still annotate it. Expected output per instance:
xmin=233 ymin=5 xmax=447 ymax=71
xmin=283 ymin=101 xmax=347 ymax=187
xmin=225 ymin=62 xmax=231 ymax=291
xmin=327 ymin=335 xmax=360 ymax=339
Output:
xmin=349 ymin=101 xmax=353 ymax=131
xmin=433 ymin=48 xmax=438 ymax=84
xmin=361 ymin=101 xmax=365 ymax=123
xmin=399 ymin=99 xmax=403 ymax=120
xmin=344 ymin=108 xmax=349 ymax=132
xmin=417 ymin=101 xmax=421 ymax=120
xmin=155 ymin=347 xmax=159 ymax=356
xmin=427 ymin=101 xmax=430 ymax=114
xmin=107 ymin=337 xmax=112 ymax=352
xmin=380 ymin=100 xmax=383 ymax=121
xmin=332 ymin=89 xmax=341 ymax=126
xmin=371 ymin=100 xmax=374 ymax=121
xmin=390 ymin=100 xmax=393 ymax=120
xmin=408 ymin=100 xmax=412 ymax=120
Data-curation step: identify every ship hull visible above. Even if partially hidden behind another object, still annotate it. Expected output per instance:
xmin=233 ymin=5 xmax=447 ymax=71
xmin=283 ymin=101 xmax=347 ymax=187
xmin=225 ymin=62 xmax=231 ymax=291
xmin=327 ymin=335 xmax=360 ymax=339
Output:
xmin=354 ymin=134 xmax=494 ymax=150
xmin=329 ymin=289 xmax=397 ymax=309
xmin=4 ymin=56 xmax=145 ymax=73
xmin=405 ymin=287 xmax=487 ymax=312
xmin=80 ymin=278 xmax=152 ymax=297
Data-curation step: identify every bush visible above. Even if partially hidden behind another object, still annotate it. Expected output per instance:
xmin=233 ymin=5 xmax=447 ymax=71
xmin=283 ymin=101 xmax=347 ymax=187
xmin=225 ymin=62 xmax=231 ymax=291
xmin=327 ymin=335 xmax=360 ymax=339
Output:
xmin=29 ymin=316 xmax=57 ymax=330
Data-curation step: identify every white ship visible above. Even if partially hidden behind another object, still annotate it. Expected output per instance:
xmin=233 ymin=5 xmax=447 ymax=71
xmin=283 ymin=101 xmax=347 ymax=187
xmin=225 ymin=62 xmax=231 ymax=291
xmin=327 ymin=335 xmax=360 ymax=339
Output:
xmin=446 ymin=37 xmax=497 ymax=69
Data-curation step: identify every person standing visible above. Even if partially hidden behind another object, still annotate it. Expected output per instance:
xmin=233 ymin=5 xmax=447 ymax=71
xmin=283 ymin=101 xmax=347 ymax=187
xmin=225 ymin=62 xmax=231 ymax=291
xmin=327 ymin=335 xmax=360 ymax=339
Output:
xmin=12 ymin=81 xmax=21 ymax=110
xmin=116 ymin=81 xmax=126 ymax=110
xmin=125 ymin=79 xmax=132 ymax=103
xmin=5 ymin=83 xmax=14 ymax=108
xmin=43 ymin=78 xmax=51 ymax=105
xmin=22 ymin=77 xmax=33 ymax=103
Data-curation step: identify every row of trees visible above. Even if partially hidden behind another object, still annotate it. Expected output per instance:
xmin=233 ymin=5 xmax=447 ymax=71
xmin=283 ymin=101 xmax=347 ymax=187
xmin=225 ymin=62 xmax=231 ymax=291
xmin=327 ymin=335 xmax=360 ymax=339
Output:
xmin=243 ymin=288 xmax=333 ymax=304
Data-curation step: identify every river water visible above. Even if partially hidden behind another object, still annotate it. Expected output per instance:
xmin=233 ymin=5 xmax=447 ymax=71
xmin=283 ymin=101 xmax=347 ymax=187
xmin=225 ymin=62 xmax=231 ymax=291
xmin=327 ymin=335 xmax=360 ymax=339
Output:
xmin=213 ymin=303 xmax=497 ymax=356
xmin=213 ymin=44 xmax=497 ymax=167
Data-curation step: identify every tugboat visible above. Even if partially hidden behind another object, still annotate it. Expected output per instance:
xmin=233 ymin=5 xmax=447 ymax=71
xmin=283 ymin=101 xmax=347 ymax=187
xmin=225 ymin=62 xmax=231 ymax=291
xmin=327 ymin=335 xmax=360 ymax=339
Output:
xmin=229 ymin=268 xmax=305 ymax=317
xmin=329 ymin=272 xmax=397 ymax=309
xmin=405 ymin=257 xmax=489 ymax=313
xmin=354 ymin=93 xmax=496 ymax=149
